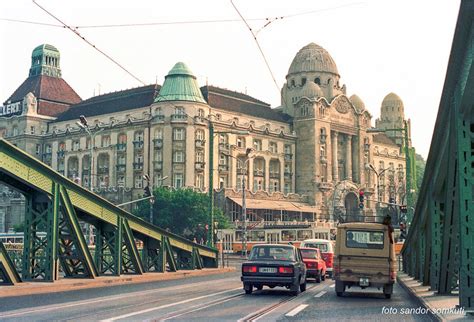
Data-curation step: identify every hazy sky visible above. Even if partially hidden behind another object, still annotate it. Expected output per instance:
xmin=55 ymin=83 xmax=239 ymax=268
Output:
xmin=0 ymin=0 xmax=461 ymax=159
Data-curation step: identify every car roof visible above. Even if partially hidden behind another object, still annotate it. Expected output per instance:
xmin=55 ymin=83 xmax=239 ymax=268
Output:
xmin=253 ymin=244 xmax=294 ymax=248
xmin=302 ymin=239 xmax=331 ymax=243
xmin=300 ymin=247 xmax=320 ymax=252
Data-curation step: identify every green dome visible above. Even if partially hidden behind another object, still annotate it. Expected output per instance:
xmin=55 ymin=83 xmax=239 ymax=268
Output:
xmin=29 ymin=43 xmax=61 ymax=78
xmin=154 ymin=62 xmax=206 ymax=103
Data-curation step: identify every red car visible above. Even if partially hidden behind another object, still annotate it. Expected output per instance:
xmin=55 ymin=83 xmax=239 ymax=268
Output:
xmin=300 ymin=247 xmax=326 ymax=282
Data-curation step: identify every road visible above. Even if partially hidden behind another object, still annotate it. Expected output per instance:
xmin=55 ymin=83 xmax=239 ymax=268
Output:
xmin=0 ymin=259 xmax=435 ymax=321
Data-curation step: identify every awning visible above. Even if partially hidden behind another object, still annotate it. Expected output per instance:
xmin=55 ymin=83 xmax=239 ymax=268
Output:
xmin=228 ymin=197 xmax=318 ymax=213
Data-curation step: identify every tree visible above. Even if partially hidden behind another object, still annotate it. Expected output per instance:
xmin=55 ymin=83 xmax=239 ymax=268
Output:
xmin=133 ymin=187 xmax=230 ymax=240
xmin=413 ymin=153 xmax=426 ymax=205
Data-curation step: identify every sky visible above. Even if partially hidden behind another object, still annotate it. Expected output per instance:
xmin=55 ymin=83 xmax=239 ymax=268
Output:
xmin=0 ymin=0 xmax=461 ymax=159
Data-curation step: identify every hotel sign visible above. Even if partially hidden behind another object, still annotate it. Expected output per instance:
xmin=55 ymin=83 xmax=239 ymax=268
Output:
xmin=0 ymin=102 xmax=23 ymax=118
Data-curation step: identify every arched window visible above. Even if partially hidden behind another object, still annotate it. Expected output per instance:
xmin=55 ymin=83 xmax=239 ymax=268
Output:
xmin=301 ymin=78 xmax=307 ymax=86
xmin=315 ymin=77 xmax=321 ymax=85
xmin=290 ymin=79 xmax=295 ymax=87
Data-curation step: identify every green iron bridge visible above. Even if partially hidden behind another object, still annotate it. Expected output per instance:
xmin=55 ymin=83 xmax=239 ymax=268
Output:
xmin=0 ymin=138 xmax=217 ymax=285
xmin=401 ymin=0 xmax=474 ymax=314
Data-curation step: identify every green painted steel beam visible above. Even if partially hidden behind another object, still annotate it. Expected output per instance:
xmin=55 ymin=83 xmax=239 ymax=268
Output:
xmin=121 ymin=219 xmax=144 ymax=274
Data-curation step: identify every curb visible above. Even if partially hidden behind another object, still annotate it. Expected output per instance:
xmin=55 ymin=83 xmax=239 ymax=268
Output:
xmin=0 ymin=267 xmax=235 ymax=298
xmin=397 ymin=274 xmax=442 ymax=322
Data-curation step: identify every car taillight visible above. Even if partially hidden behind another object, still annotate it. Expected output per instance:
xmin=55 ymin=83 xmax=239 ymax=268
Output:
xmin=278 ymin=267 xmax=294 ymax=274
xmin=306 ymin=262 xmax=317 ymax=269
xmin=243 ymin=266 xmax=257 ymax=273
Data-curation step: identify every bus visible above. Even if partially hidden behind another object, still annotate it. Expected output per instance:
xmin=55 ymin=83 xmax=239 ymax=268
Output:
xmin=218 ymin=226 xmax=334 ymax=254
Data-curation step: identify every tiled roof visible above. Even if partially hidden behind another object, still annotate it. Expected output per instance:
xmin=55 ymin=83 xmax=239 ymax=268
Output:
xmin=54 ymin=84 xmax=159 ymax=122
xmin=373 ymin=133 xmax=398 ymax=146
xmin=5 ymin=75 xmax=81 ymax=117
xmin=201 ymin=85 xmax=291 ymax=123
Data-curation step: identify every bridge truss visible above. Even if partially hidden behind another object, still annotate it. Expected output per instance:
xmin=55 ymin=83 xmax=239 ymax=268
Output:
xmin=0 ymin=139 xmax=217 ymax=284
xmin=401 ymin=0 xmax=474 ymax=313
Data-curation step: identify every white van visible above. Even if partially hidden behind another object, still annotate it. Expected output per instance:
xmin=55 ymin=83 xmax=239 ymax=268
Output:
xmin=300 ymin=239 xmax=334 ymax=277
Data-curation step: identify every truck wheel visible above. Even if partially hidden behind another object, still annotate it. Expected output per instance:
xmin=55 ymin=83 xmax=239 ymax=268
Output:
xmin=335 ymin=280 xmax=345 ymax=296
xmin=244 ymin=283 xmax=253 ymax=294
xmin=383 ymin=284 xmax=393 ymax=299
xmin=328 ymin=271 xmax=333 ymax=279
xmin=256 ymin=285 xmax=263 ymax=290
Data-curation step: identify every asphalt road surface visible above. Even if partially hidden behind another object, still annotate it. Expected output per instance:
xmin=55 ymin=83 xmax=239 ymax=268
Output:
xmin=0 ymin=260 xmax=435 ymax=321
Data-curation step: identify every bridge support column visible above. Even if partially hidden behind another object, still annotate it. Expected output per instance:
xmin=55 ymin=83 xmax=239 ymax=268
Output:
xmin=429 ymin=199 xmax=442 ymax=291
xmin=22 ymin=184 xmax=59 ymax=281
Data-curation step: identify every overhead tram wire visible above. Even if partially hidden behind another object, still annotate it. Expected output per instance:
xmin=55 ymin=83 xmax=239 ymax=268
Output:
xmin=230 ymin=0 xmax=281 ymax=96
xmin=32 ymin=0 xmax=146 ymax=86
xmin=0 ymin=18 xmax=63 ymax=27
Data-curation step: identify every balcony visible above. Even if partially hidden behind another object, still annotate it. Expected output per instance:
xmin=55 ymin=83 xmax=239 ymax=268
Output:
xmin=195 ymin=139 xmax=205 ymax=149
xmin=171 ymin=114 xmax=187 ymax=123
xmin=194 ymin=116 xmax=207 ymax=125
xmin=284 ymin=153 xmax=293 ymax=161
xmin=133 ymin=140 xmax=144 ymax=150
xmin=270 ymin=171 xmax=280 ymax=179
xmin=43 ymin=152 xmax=52 ymax=161
xmin=82 ymin=169 xmax=90 ymax=175
xmin=97 ymin=166 xmax=109 ymax=174
xmin=254 ymin=169 xmax=265 ymax=177
xmin=218 ymin=164 xmax=229 ymax=172
xmin=195 ymin=161 xmax=205 ymax=171
xmin=153 ymin=161 xmax=163 ymax=171
xmin=133 ymin=162 xmax=144 ymax=171
xmin=153 ymin=139 xmax=163 ymax=149
xmin=154 ymin=115 xmax=165 ymax=123
xmin=116 ymin=164 xmax=126 ymax=173
xmin=116 ymin=143 xmax=127 ymax=152
xmin=218 ymin=143 xmax=230 ymax=153
xmin=57 ymin=150 xmax=65 ymax=159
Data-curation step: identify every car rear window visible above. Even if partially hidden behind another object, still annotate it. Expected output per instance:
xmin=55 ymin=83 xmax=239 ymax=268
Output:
xmin=304 ymin=243 xmax=328 ymax=252
xmin=249 ymin=246 xmax=295 ymax=261
xmin=346 ymin=230 xmax=384 ymax=249
xmin=300 ymin=249 xmax=318 ymax=259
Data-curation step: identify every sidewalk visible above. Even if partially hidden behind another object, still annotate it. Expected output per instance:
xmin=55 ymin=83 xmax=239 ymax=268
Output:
xmin=0 ymin=267 xmax=235 ymax=298
xmin=397 ymin=272 xmax=470 ymax=321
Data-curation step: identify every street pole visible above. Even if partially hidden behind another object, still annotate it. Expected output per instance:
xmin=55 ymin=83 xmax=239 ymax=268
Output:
xmin=242 ymin=169 xmax=247 ymax=257
xmin=208 ymin=120 xmax=214 ymax=247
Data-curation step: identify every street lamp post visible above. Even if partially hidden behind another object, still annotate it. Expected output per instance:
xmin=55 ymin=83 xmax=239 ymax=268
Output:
xmin=367 ymin=164 xmax=390 ymax=203
xmin=142 ymin=175 xmax=168 ymax=224
xmin=207 ymin=117 xmax=249 ymax=248
xmin=76 ymin=115 xmax=104 ymax=244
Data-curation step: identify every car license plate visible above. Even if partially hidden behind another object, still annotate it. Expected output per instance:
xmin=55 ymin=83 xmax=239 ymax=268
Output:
xmin=360 ymin=277 xmax=369 ymax=286
xmin=259 ymin=267 xmax=277 ymax=273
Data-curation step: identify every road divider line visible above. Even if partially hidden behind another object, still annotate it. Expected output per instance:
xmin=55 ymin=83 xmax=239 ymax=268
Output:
xmin=285 ymin=304 xmax=308 ymax=317
xmin=102 ymin=287 xmax=242 ymax=321
xmin=314 ymin=291 xmax=327 ymax=298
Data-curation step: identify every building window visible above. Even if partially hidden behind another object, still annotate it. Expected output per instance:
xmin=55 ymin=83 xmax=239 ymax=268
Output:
xmin=58 ymin=142 xmax=66 ymax=151
xmin=35 ymin=144 xmax=41 ymax=155
xmin=284 ymin=144 xmax=291 ymax=154
xmin=253 ymin=139 xmax=262 ymax=151
xmin=72 ymin=140 xmax=80 ymax=151
xmin=284 ymin=182 xmax=291 ymax=194
xmin=175 ymin=106 xmax=185 ymax=115
xmin=30 ymin=126 xmax=35 ymax=134
xmin=134 ymin=131 xmax=144 ymax=142
xmin=219 ymin=153 xmax=228 ymax=165
xmin=196 ymin=151 xmax=204 ymax=162
xmin=173 ymin=151 xmax=184 ymax=163
xmin=173 ymin=128 xmax=185 ymax=141
xmin=154 ymin=128 xmax=163 ymax=139
xmin=118 ymin=133 xmax=127 ymax=144
xmin=215 ymin=114 xmax=222 ymax=121
xmin=315 ymin=77 xmax=321 ymax=85
xmin=195 ymin=129 xmax=205 ymax=141
xmin=154 ymin=150 xmax=163 ymax=162
xmin=237 ymin=137 xmax=246 ymax=148
xmin=195 ymin=174 xmax=204 ymax=190
xmin=198 ymin=108 xmax=205 ymax=118
xmin=12 ymin=126 xmax=18 ymax=136
xmin=301 ymin=77 xmax=307 ymax=86
xmin=269 ymin=142 xmax=277 ymax=153
xmin=219 ymin=176 xmax=228 ymax=189
xmin=134 ymin=175 xmax=143 ymax=188
xmin=173 ymin=173 xmax=184 ymax=188
xmin=253 ymin=178 xmax=264 ymax=192
xmin=219 ymin=134 xmax=228 ymax=144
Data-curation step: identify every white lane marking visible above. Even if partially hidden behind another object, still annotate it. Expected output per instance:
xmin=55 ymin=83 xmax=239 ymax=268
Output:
xmin=314 ymin=291 xmax=327 ymax=298
xmin=329 ymin=284 xmax=335 ymax=288
xmin=285 ymin=304 xmax=308 ymax=317
xmin=102 ymin=287 xmax=242 ymax=321
xmin=0 ymin=279 xmax=237 ymax=318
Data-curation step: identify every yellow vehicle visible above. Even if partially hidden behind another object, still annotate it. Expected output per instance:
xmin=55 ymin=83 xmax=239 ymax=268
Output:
xmin=334 ymin=222 xmax=396 ymax=299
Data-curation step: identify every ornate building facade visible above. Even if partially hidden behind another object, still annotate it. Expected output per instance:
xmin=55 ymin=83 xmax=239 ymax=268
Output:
xmin=0 ymin=43 xmax=413 ymax=233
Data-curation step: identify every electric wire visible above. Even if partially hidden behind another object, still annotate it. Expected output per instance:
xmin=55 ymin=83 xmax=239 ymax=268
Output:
xmin=32 ymin=0 xmax=146 ymax=85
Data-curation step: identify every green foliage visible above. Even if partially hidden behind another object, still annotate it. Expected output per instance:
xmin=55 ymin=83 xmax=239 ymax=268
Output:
xmin=133 ymin=187 xmax=230 ymax=241
xmin=13 ymin=222 xmax=25 ymax=233
xmin=413 ymin=153 xmax=426 ymax=204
